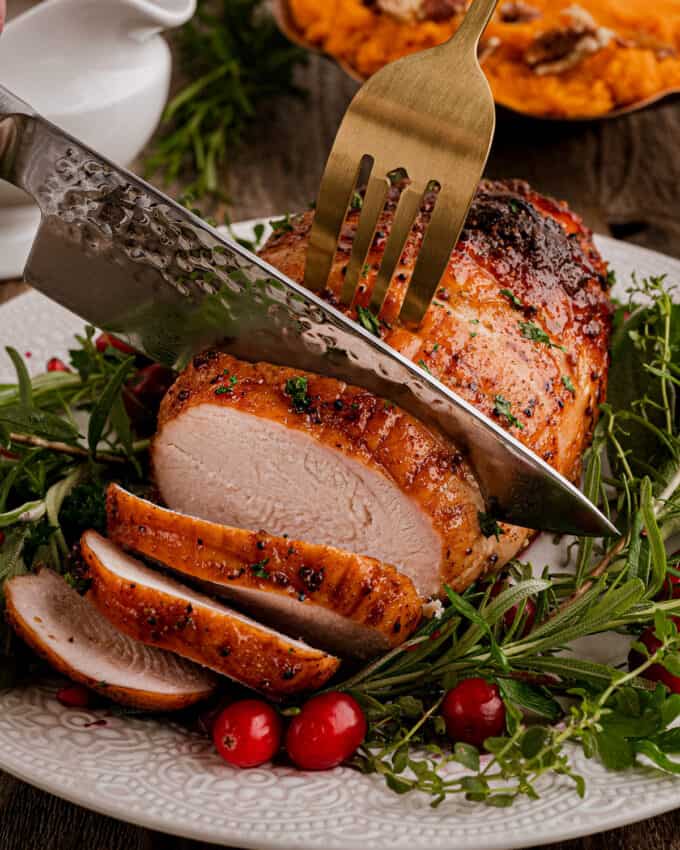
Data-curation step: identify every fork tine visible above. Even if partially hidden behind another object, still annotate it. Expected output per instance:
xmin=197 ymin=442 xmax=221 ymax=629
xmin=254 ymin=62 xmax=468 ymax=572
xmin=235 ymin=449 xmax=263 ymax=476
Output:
xmin=340 ymin=171 xmax=390 ymax=305
xmin=399 ymin=188 xmax=471 ymax=326
xmin=304 ymin=149 xmax=362 ymax=294
xmin=369 ymin=184 xmax=423 ymax=315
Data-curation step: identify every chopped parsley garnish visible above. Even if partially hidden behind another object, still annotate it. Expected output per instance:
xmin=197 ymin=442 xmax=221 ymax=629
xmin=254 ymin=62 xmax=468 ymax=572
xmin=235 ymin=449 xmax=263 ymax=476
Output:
xmin=606 ymin=269 xmax=617 ymax=287
xmin=432 ymin=343 xmax=439 ymax=351
xmin=478 ymin=511 xmax=504 ymax=540
xmin=350 ymin=191 xmax=363 ymax=211
xmin=214 ymin=374 xmax=237 ymax=395
xmin=562 ymin=375 xmax=576 ymax=394
xmin=285 ymin=376 xmax=311 ymax=412
xmin=357 ymin=305 xmax=381 ymax=337
xmin=361 ymin=263 xmax=371 ymax=278
xmin=250 ymin=558 xmax=270 ymax=579
xmin=500 ymin=288 xmax=524 ymax=310
xmin=270 ymin=213 xmax=294 ymax=233
xmin=509 ymin=199 xmax=520 ymax=213
xmin=518 ymin=321 xmax=566 ymax=352
xmin=494 ymin=394 xmax=524 ymax=429
xmin=417 ymin=359 xmax=432 ymax=375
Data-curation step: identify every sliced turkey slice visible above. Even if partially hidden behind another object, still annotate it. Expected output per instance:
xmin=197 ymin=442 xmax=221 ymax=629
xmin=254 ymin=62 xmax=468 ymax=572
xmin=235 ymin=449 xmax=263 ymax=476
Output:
xmin=5 ymin=568 xmax=216 ymax=710
xmin=106 ymin=483 xmax=422 ymax=658
xmin=152 ymin=353 xmax=523 ymax=599
xmin=81 ymin=531 xmax=340 ymax=698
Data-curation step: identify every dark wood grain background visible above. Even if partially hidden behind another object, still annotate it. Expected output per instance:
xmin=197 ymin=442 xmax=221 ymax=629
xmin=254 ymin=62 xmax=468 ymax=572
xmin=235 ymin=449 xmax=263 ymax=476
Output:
xmin=1 ymin=51 xmax=679 ymax=850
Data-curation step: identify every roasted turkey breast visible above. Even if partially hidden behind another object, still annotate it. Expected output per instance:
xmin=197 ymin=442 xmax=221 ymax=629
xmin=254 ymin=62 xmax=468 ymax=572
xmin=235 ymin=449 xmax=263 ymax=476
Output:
xmin=6 ymin=568 xmax=216 ymax=710
xmin=153 ymin=179 xmax=610 ymax=598
xmin=106 ymin=484 xmax=422 ymax=658
xmin=81 ymin=531 xmax=340 ymax=698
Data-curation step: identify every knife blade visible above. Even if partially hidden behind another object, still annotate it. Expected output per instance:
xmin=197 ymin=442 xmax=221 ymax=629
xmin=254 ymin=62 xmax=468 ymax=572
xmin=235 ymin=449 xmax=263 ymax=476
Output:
xmin=0 ymin=84 xmax=617 ymax=537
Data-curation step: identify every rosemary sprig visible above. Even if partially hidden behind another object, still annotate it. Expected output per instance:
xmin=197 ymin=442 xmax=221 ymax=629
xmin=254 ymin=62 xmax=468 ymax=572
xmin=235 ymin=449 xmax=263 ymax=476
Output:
xmin=144 ymin=0 xmax=307 ymax=203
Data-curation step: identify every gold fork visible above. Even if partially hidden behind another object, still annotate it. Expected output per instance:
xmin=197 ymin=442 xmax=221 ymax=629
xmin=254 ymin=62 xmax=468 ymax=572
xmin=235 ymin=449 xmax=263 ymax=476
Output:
xmin=304 ymin=0 xmax=498 ymax=326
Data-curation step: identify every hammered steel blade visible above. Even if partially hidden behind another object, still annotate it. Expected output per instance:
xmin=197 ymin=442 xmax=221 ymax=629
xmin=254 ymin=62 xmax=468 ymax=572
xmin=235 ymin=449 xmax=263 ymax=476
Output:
xmin=304 ymin=0 xmax=498 ymax=326
xmin=0 ymin=85 xmax=617 ymax=536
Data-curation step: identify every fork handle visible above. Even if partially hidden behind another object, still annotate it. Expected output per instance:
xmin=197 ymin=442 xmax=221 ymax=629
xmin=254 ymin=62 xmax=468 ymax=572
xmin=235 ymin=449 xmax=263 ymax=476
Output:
xmin=445 ymin=0 xmax=499 ymax=56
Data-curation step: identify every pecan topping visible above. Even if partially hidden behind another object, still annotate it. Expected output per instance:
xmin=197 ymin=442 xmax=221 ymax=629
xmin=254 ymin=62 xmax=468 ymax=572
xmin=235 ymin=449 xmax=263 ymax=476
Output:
xmin=373 ymin=0 xmax=465 ymax=22
xmin=524 ymin=5 xmax=614 ymax=76
xmin=498 ymin=1 xmax=540 ymax=23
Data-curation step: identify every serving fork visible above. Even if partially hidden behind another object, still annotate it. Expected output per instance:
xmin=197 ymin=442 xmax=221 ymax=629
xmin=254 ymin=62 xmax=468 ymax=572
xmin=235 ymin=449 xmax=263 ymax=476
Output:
xmin=304 ymin=0 xmax=498 ymax=325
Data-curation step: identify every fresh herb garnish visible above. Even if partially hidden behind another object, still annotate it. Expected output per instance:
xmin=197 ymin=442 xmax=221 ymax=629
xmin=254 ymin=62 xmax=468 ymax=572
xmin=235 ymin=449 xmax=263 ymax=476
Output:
xmin=250 ymin=558 xmax=270 ymax=579
xmin=357 ymin=306 xmax=381 ymax=338
xmin=144 ymin=0 xmax=307 ymax=202
xmin=270 ymin=214 xmax=294 ymax=234
xmin=518 ymin=321 xmax=566 ymax=352
xmin=562 ymin=375 xmax=576 ymax=394
xmin=285 ymin=376 xmax=311 ymax=412
xmin=493 ymin=395 xmax=524 ymax=429
xmin=478 ymin=511 xmax=504 ymax=540
xmin=500 ymin=288 xmax=524 ymax=310
xmin=418 ymin=359 xmax=433 ymax=376
xmin=350 ymin=191 xmax=364 ymax=211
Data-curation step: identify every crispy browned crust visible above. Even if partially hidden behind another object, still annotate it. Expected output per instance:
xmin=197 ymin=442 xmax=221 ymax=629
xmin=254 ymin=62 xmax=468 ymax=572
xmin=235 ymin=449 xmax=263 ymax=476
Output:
xmin=260 ymin=179 xmax=610 ymax=487
xmin=5 ymin=572 xmax=216 ymax=711
xmin=81 ymin=532 xmax=340 ymax=698
xmin=257 ymin=179 xmax=611 ymax=579
xmin=107 ymin=484 xmax=422 ymax=649
xmin=156 ymin=352 xmax=525 ymax=593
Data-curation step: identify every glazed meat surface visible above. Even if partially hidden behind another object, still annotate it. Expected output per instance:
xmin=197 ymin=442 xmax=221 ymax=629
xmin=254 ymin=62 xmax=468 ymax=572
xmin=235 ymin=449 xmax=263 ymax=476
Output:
xmin=153 ymin=179 xmax=610 ymax=599
xmin=81 ymin=532 xmax=340 ymax=698
xmin=106 ymin=484 xmax=422 ymax=658
xmin=260 ymin=178 xmax=610 ymax=490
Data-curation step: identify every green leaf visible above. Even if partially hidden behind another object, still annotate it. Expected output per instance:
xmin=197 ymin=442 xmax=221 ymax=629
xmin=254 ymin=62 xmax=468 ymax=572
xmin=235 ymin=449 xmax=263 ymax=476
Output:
xmin=356 ymin=306 xmax=381 ymax=338
xmin=641 ymin=477 xmax=667 ymax=598
xmin=485 ymin=794 xmax=515 ymax=808
xmin=461 ymin=776 xmax=488 ymax=795
xmin=0 ymin=526 xmax=29 ymax=599
xmin=385 ymin=773 xmax=412 ymax=794
xmin=108 ymin=394 xmax=134 ymax=457
xmin=0 ymin=499 xmax=46 ymax=529
xmin=499 ymin=679 xmax=562 ymax=721
xmin=453 ymin=742 xmax=480 ymax=772
xmin=0 ymin=405 xmax=79 ymax=443
xmin=520 ymin=726 xmax=550 ymax=759
xmin=392 ymin=745 xmax=409 ymax=774
xmin=397 ymin=695 xmax=424 ymax=718
xmin=653 ymin=727 xmax=680 ymax=753
xmin=595 ymin=732 xmax=635 ymax=770
xmin=87 ymin=356 xmax=134 ymax=455
xmin=635 ymin=740 xmax=680 ymax=774
xmin=5 ymin=347 xmax=33 ymax=408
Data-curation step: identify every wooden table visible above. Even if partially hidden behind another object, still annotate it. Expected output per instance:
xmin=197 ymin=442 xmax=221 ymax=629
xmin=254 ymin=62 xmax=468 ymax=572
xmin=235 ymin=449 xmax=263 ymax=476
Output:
xmin=1 ymin=54 xmax=679 ymax=850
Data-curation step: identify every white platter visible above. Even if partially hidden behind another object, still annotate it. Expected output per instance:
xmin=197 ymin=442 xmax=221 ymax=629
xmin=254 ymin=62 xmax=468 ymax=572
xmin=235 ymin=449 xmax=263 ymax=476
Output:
xmin=0 ymin=224 xmax=679 ymax=849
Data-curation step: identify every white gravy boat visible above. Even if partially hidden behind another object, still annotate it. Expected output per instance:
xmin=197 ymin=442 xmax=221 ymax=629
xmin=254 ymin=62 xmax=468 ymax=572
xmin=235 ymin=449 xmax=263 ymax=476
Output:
xmin=0 ymin=0 xmax=195 ymax=279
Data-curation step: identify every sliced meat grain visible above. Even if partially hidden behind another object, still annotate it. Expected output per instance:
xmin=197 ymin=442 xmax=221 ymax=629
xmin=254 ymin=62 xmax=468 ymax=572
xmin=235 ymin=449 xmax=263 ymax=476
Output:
xmin=81 ymin=531 xmax=340 ymax=698
xmin=106 ymin=483 xmax=422 ymax=658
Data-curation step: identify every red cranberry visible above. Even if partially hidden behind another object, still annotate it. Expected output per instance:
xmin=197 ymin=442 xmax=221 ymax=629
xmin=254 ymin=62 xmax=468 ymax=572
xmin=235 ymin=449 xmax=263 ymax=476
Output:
xmin=213 ymin=699 xmax=282 ymax=768
xmin=95 ymin=333 xmax=137 ymax=356
xmin=123 ymin=364 xmax=175 ymax=434
xmin=492 ymin=581 xmax=537 ymax=637
xmin=503 ymin=597 xmax=537 ymax=636
xmin=441 ymin=678 xmax=506 ymax=749
xmin=46 ymin=357 xmax=70 ymax=372
xmin=285 ymin=692 xmax=367 ymax=770
xmin=629 ymin=628 xmax=680 ymax=693
xmin=56 ymin=683 xmax=91 ymax=708
xmin=657 ymin=569 xmax=680 ymax=601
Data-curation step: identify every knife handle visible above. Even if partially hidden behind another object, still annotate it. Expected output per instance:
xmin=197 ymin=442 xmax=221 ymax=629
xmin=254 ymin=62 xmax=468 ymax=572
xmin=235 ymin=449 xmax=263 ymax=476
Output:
xmin=0 ymin=85 xmax=38 ymax=190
